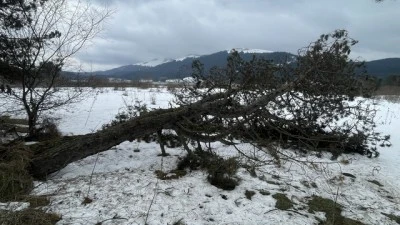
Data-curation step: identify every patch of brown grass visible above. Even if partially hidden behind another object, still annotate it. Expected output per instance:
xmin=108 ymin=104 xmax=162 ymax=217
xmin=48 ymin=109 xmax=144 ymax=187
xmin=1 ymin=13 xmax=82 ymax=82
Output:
xmin=18 ymin=195 xmax=50 ymax=208
xmin=0 ymin=144 xmax=33 ymax=202
xmin=0 ymin=209 xmax=61 ymax=225
xmin=272 ymin=193 xmax=293 ymax=210
xmin=381 ymin=212 xmax=400 ymax=224
xmin=308 ymin=196 xmax=364 ymax=225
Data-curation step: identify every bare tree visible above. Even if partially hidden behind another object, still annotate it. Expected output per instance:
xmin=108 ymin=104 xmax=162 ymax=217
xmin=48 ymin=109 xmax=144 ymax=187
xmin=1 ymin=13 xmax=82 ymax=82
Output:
xmin=0 ymin=0 xmax=111 ymax=138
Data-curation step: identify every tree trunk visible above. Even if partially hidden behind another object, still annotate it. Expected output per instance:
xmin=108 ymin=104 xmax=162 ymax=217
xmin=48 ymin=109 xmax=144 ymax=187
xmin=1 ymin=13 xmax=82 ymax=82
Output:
xmin=156 ymin=130 xmax=168 ymax=156
xmin=27 ymin=112 xmax=37 ymax=138
xmin=29 ymin=107 xmax=189 ymax=179
xmin=28 ymin=92 xmax=232 ymax=179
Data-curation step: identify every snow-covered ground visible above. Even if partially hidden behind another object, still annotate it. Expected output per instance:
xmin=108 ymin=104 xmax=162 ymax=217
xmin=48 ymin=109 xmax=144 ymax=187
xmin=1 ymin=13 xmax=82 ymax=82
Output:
xmin=2 ymin=88 xmax=400 ymax=224
xmin=50 ymin=87 xmax=175 ymax=135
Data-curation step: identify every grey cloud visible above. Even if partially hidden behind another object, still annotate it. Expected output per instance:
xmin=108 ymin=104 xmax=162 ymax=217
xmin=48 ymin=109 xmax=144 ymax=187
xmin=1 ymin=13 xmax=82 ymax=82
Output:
xmin=76 ymin=0 xmax=400 ymax=70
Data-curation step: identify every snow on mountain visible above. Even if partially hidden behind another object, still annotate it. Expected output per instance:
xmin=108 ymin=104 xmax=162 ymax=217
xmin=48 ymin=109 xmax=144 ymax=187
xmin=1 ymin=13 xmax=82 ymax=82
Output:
xmin=134 ymin=58 xmax=173 ymax=67
xmin=134 ymin=50 xmax=273 ymax=68
xmin=227 ymin=48 xmax=273 ymax=54
xmin=133 ymin=55 xmax=200 ymax=67
xmin=174 ymin=54 xmax=200 ymax=62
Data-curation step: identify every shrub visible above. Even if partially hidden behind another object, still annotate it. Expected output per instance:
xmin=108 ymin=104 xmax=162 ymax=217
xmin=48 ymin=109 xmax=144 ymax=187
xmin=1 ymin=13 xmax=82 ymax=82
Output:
xmin=177 ymin=150 xmax=240 ymax=190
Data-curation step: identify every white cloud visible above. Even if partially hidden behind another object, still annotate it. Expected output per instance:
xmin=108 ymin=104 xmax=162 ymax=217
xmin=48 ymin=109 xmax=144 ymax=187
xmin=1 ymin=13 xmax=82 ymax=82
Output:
xmin=74 ymin=0 xmax=400 ymax=70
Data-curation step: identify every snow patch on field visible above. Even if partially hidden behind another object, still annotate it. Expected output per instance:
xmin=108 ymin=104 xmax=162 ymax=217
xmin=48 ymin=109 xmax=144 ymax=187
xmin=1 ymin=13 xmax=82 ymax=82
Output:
xmin=51 ymin=87 xmax=174 ymax=135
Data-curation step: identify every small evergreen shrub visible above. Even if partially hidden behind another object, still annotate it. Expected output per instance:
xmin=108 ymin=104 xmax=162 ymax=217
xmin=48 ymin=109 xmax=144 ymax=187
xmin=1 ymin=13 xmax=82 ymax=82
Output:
xmin=177 ymin=150 xmax=240 ymax=190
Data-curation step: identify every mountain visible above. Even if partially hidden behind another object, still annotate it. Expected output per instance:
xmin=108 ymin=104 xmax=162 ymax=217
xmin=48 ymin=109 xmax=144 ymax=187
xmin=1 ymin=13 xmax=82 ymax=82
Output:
xmin=65 ymin=50 xmax=400 ymax=80
xmin=364 ymin=58 xmax=400 ymax=77
xmin=95 ymin=64 xmax=149 ymax=76
xmin=89 ymin=50 xmax=296 ymax=80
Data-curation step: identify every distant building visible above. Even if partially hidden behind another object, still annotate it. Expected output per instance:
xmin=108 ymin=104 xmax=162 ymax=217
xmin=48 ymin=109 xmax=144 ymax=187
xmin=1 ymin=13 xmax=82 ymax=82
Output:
xmin=108 ymin=78 xmax=132 ymax=83
xmin=165 ymin=79 xmax=182 ymax=83
xmin=165 ymin=77 xmax=195 ymax=85
xmin=139 ymin=79 xmax=153 ymax=83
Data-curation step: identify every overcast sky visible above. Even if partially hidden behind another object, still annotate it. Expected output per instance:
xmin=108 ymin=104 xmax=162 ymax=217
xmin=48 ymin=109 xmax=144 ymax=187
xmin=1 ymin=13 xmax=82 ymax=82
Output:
xmin=72 ymin=0 xmax=400 ymax=71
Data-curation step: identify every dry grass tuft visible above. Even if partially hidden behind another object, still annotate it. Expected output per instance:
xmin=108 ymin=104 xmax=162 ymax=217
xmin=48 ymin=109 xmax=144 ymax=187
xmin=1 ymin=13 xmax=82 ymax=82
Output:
xmin=0 ymin=209 xmax=61 ymax=225
xmin=0 ymin=144 xmax=33 ymax=202
xmin=19 ymin=195 xmax=50 ymax=208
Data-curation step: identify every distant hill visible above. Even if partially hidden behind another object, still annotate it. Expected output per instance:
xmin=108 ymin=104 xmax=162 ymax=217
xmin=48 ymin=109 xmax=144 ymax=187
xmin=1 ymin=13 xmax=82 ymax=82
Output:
xmin=63 ymin=50 xmax=400 ymax=80
xmin=364 ymin=58 xmax=400 ymax=77
xmin=76 ymin=50 xmax=296 ymax=81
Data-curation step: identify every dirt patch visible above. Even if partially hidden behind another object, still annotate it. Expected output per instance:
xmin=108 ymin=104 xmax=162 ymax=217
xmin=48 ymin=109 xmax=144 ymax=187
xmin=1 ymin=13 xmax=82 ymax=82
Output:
xmin=382 ymin=212 xmax=400 ymax=224
xmin=155 ymin=170 xmax=187 ymax=180
xmin=82 ymin=197 xmax=93 ymax=205
xmin=259 ymin=189 xmax=271 ymax=196
xmin=342 ymin=173 xmax=356 ymax=179
xmin=272 ymin=193 xmax=293 ymax=210
xmin=367 ymin=180 xmax=384 ymax=187
xmin=301 ymin=180 xmax=318 ymax=188
xmin=308 ymin=196 xmax=365 ymax=225
xmin=245 ymin=190 xmax=256 ymax=200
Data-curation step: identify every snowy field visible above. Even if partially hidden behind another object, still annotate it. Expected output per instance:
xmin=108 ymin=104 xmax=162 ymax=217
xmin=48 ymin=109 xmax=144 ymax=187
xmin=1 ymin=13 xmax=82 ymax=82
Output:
xmin=1 ymin=88 xmax=400 ymax=225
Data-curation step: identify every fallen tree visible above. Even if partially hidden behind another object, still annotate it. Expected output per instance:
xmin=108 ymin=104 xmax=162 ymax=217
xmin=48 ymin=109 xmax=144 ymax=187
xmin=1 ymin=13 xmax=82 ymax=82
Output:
xmin=27 ymin=30 xmax=389 ymax=180
xmin=30 ymin=107 xmax=189 ymax=179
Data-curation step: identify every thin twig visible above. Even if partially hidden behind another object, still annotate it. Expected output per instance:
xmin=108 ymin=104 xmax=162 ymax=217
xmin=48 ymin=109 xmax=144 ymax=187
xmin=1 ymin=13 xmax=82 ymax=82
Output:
xmin=144 ymin=154 xmax=163 ymax=225
xmin=85 ymin=90 xmax=99 ymax=127
xmin=86 ymin=152 xmax=100 ymax=197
